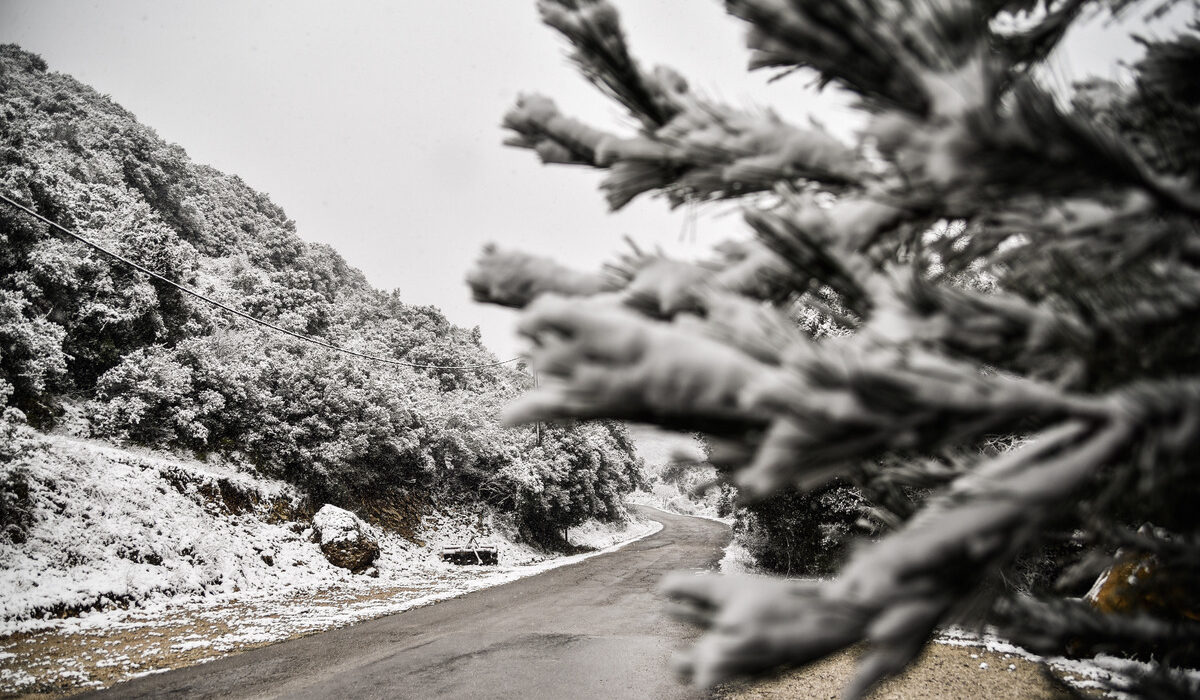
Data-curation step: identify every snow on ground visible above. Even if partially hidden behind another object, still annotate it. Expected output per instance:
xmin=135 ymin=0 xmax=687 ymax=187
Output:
xmin=565 ymin=516 xmax=661 ymax=550
xmin=626 ymin=485 xmax=727 ymax=520
xmin=937 ymin=626 xmax=1200 ymax=697
xmin=0 ymin=434 xmax=660 ymax=696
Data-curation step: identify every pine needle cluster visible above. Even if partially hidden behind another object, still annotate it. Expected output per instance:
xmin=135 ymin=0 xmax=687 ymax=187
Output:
xmin=470 ymin=1 xmax=1200 ymax=696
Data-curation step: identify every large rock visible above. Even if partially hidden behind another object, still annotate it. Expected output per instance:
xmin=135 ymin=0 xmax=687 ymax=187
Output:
xmin=1087 ymin=524 xmax=1199 ymax=622
xmin=311 ymin=505 xmax=380 ymax=573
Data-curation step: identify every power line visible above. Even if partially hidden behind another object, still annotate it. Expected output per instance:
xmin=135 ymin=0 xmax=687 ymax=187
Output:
xmin=0 ymin=192 xmax=521 ymax=371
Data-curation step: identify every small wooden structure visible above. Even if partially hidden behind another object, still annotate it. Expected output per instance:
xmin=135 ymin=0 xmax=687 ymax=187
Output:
xmin=440 ymin=536 xmax=498 ymax=565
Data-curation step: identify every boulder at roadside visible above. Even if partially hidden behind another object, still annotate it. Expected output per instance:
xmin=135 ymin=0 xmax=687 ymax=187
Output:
xmin=311 ymin=504 xmax=380 ymax=573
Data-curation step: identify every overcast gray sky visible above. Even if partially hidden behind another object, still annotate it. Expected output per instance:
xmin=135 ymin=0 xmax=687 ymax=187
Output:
xmin=0 ymin=1 xmax=1191 ymax=358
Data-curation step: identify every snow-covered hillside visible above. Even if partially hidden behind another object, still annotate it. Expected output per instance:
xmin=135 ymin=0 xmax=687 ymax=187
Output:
xmin=0 ymin=429 xmax=659 ymax=694
xmin=1 ymin=431 xmax=654 ymax=633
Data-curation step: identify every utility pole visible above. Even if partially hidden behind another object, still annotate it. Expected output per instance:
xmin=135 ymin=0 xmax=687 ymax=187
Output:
xmin=534 ymin=369 xmax=542 ymax=447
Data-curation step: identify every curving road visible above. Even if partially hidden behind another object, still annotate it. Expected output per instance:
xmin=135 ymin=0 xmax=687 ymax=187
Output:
xmin=82 ymin=506 xmax=729 ymax=700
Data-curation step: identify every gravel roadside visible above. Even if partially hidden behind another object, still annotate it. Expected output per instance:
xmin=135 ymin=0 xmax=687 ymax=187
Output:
xmin=718 ymin=641 xmax=1081 ymax=700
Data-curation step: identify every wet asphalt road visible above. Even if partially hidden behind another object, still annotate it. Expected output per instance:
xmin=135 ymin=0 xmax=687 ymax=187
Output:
xmin=83 ymin=506 xmax=729 ymax=700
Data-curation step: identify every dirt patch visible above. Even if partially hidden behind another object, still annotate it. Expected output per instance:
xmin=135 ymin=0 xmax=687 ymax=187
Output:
xmin=155 ymin=465 xmax=308 ymax=524
xmin=264 ymin=495 xmax=311 ymax=525
xmin=717 ymin=642 xmax=1094 ymax=700
xmin=0 ymin=584 xmax=442 ymax=697
xmin=355 ymin=489 xmax=434 ymax=543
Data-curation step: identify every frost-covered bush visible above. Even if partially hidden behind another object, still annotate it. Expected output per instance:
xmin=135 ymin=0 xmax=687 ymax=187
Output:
xmin=86 ymin=334 xmax=433 ymax=499
xmin=735 ymin=483 xmax=862 ymax=577
xmin=0 ymin=289 xmax=67 ymax=426
xmin=89 ymin=346 xmax=213 ymax=446
xmin=501 ymin=422 xmax=645 ymax=543
xmin=84 ymin=328 xmax=643 ymax=525
xmin=426 ymin=388 xmax=644 ymax=542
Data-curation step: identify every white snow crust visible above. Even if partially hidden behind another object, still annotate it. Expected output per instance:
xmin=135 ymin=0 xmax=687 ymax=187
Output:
xmin=311 ymin=505 xmax=365 ymax=546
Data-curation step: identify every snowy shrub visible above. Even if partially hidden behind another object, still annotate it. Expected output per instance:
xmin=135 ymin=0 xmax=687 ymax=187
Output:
xmin=89 ymin=346 xmax=214 ymax=446
xmin=0 ymin=409 xmax=45 ymax=545
xmin=499 ymin=422 xmax=644 ymax=543
xmin=0 ymin=289 xmax=67 ymax=425
xmin=735 ymin=484 xmax=863 ymax=577
xmin=431 ymin=397 xmax=644 ymax=544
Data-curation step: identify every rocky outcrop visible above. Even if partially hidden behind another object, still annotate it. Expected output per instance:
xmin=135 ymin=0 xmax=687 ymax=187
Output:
xmin=311 ymin=505 xmax=380 ymax=573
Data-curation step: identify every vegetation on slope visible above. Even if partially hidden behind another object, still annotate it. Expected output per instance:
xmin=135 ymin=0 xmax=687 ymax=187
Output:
xmin=0 ymin=43 xmax=643 ymax=543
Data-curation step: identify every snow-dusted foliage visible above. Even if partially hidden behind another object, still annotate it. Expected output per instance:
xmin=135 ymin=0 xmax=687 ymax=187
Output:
xmin=0 ymin=289 xmax=67 ymax=425
xmin=0 ymin=43 xmax=642 ymax=542
xmin=473 ymin=1 xmax=1200 ymax=697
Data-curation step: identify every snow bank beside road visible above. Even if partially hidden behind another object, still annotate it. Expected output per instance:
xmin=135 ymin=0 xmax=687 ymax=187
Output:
xmin=1 ymin=434 xmax=657 ymax=633
xmin=1 ymin=435 xmax=311 ymax=629
xmin=0 ymin=434 xmax=662 ymax=695
xmin=1 ymin=522 xmax=664 ymax=697
xmin=567 ymin=515 xmax=662 ymax=550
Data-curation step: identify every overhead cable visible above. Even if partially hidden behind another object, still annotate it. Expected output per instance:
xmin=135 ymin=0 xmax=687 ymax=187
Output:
xmin=0 ymin=192 xmax=520 ymax=371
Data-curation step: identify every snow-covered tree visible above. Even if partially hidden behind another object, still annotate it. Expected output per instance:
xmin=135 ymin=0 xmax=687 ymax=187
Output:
xmin=470 ymin=1 xmax=1200 ymax=696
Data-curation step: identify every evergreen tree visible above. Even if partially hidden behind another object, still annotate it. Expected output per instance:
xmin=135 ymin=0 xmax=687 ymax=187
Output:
xmin=469 ymin=1 xmax=1200 ymax=696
